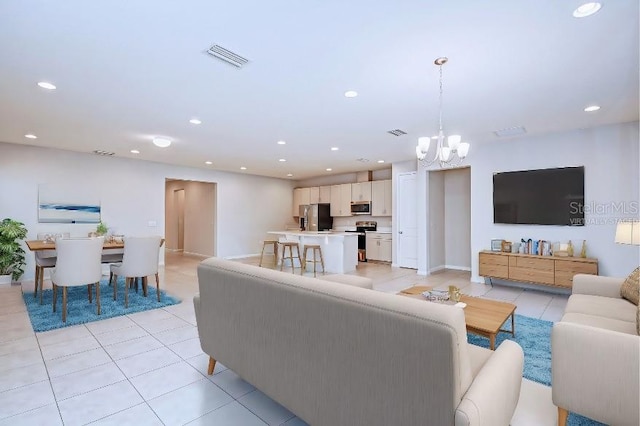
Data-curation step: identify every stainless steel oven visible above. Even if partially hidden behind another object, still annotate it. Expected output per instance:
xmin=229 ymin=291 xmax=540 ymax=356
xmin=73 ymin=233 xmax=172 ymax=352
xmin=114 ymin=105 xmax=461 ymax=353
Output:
xmin=345 ymin=221 xmax=377 ymax=261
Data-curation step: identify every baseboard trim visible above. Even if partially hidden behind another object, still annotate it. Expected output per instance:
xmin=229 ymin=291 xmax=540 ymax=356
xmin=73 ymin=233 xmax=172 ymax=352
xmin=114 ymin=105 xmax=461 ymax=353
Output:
xmin=429 ymin=265 xmax=446 ymax=273
xmin=183 ymin=251 xmax=212 ymax=258
xmin=444 ymin=264 xmax=471 ymax=272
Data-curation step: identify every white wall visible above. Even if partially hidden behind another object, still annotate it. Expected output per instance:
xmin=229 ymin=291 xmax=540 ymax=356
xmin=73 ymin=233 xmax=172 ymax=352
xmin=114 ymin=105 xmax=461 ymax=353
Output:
xmin=296 ymin=168 xmax=392 ymax=188
xmin=444 ymin=168 xmax=471 ymax=270
xmin=428 ymin=171 xmax=445 ymax=270
xmin=0 ymin=142 xmax=294 ymax=280
xmin=417 ymin=122 xmax=640 ymax=282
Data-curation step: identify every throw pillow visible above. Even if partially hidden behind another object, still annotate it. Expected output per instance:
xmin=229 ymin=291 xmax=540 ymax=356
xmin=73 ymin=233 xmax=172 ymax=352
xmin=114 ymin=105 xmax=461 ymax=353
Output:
xmin=620 ymin=267 xmax=639 ymax=306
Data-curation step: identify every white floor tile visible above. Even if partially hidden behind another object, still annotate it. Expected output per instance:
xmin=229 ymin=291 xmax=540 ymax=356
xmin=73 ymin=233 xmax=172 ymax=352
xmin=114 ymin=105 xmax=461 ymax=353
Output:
xmin=103 ymin=335 xmax=164 ymax=360
xmin=130 ymin=360 xmax=204 ymax=400
xmin=90 ymin=403 xmax=163 ymax=426
xmin=85 ymin=315 xmax=136 ymax=335
xmin=0 ymin=324 xmax=34 ymax=345
xmin=115 ymin=346 xmax=182 ymax=378
xmin=186 ymin=353 xmax=228 ymax=376
xmin=0 ymin=380 xmax=56 ymax=420
xmin=154 ymin=324 xmax=199 ymax=345
xmin=168 ymin=337 xmax=204 ymax=359
xmin=511 ymin=379 xmax=557 ymax=426
xmin=0 ymin=362 xmax=48 ymax=393
xmin=0 ymin=403 xmax=63 ymax=426
xmin=238 ymin=390 xmax=295 ymax=426
xmin=93 ymin=324 xmax=149 ymax=346
xmin=187 ymin=401 xmax=267 ymax=426
xmin=45 ymin=347 xmax=112 ymax=378
xmin=51 ymin=362 xmax=126 ymax=400
xmin=210 ymin=369 xmax=256 ymax=398
xmin=128 ymin=308 xmax=175 ymax=325
xmin=0 ymin=335 xmax=38 ymax=356
xmin=483 ymin=285 xmax=524 ymax=302
xmin=36 ymin=324 xmax=92 ymax=347
xmin=138 ymin=316 xmax=192 ymax=334
xmin=0 ymin=348 xmax=44 ymax=373
xmin=40 ymin=335 xmax=100 ymax=360
xmin=57 ymin=380 xmax=143 ymax=426
xmin=540 ymin=306 xmax=565 ymax=322
xmin=148 ymin=378 xmax=233 ymax=426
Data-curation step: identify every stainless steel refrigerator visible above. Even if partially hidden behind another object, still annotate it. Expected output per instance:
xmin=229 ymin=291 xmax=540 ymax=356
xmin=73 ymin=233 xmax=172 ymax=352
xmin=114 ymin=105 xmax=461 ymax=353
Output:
xmin=300 ymin=203 xmax=333 ymax=232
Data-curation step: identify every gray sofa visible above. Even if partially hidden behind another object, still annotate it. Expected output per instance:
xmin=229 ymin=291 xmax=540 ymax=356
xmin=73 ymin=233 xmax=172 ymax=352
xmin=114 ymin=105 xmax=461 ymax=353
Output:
xmin=194 ymin=257 xmax=524 ymax=426
xmin=552 ymin=274 xmax=640 ymax=426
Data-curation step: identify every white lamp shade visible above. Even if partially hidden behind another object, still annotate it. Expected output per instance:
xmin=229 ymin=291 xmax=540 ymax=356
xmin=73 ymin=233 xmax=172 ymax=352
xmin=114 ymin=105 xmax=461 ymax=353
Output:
xmin=615 ymin=220 xmax=640 ymax=245
xmin=439 ymin=146 xmax=451 ymax=162
xmin=415 ymin=145 xmax=426 ymax=160
xmin=418 ymin=137 xmax=430 ymax=152
xmin=448 ymin=134 xmax=461 ymax=150
xmin=458 ymin=142 xmax=470 ymax=158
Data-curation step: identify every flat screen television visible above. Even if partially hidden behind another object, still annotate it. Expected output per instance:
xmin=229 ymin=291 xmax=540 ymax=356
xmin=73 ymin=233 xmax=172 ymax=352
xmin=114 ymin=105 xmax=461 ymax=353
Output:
xmin=493 ymin=166 xmax=585 ymax=226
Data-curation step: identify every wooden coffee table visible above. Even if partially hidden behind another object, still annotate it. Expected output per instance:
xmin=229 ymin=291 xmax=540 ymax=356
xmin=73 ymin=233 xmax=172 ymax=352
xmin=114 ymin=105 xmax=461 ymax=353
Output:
xmin=399 ymin=286 xmax=516 ymax=350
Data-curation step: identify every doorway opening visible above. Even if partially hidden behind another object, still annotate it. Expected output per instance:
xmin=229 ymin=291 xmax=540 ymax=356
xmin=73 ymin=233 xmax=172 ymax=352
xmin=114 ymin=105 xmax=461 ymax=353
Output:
xmin=164 ymin=179 xmax=217 ymax=265
xmin=427 ymin=167 xmax=471 ymax=273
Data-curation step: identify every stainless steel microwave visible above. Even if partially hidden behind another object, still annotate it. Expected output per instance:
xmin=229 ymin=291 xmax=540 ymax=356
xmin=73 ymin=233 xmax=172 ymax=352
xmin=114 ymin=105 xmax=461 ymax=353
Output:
xmin=350 ymin=201 xmax=371 ymax=215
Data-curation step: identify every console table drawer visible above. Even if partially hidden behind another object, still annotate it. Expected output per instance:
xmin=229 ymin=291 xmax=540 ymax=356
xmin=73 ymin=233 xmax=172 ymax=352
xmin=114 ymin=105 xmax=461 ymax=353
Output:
xmin=479 ymin=253 xmax=509 ymax=266
xmin=514 ymin=257 xmax=554 ymax=271
xmin=479 ymin=264 xmax=509 ymax=279
xmin=555 ymin=261 xmax=598 ymax=275
xmin=554 ymin=271 xmax=581 ymax=288
xmin=509 ymin=266 xmax=555 ymax=285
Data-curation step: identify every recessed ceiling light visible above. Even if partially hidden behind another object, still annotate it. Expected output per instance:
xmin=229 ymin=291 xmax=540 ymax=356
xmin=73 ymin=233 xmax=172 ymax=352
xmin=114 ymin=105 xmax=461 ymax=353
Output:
xmin=240 ymin=166 xmax=247 ymax=170
xmin=37 ymin=82 xmax=56 ymax=90
xmin=152 ymin=138 xmax=171 ymax=148
xmin=279 ymin=158 xmax=286 ymax=162
xmin=205 ymin=161 xmax=212 ymax=165
xmin=24 ymin=134 xmax=37 ymax=139
xmin=584 ymin=105 xmax=601 ymax=112
xmin=326 ymin=168 xmax=332 ymax=172
xmin=344 ymin=90 xmax=358 ymax=98
xmin=377 ymin=160 xmax=385 ymax=163
xmin=573 ymin=2 xmax=602 ymax=18
xmin=130 ymin=149 xmax=140 ymax=154
xmin=189 ymin=118 xmax=202 ymax=125
xmin=331 ymin=147 xmax=339 ymax=151
xmin=286 ymin=173 xmax=293 ymax=177
xmin=277 ymin=140 xmax=286 ymax=145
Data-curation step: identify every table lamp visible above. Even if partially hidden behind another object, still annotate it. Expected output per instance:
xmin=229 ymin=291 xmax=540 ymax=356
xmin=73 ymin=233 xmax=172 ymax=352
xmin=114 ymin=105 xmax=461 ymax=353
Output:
xmin=615 ymin=219 xmax=640 ymax=245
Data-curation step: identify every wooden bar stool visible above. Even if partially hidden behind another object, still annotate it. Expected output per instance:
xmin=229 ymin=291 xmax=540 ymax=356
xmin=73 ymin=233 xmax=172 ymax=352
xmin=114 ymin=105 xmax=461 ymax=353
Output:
xmin=280 ymin=241 xmax=302 ymax=274
xmin=303 ymin=244 xmax=325 ymax=277
xmin=259 ymin=240 xmax=279 ymax=267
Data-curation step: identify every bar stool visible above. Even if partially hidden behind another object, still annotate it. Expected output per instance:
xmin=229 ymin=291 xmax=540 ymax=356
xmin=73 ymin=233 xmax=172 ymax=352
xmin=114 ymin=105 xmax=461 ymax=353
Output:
xmin=259 ymin=240 xmax=279 ymax=267
xmin=303 ymin=244 xmax=325 ymax=277
xmin=280 ymin=241 xmax=302 ymax=274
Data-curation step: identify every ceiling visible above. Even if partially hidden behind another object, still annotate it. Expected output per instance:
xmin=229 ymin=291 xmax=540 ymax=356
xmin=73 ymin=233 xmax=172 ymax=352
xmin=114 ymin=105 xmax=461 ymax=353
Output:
xmin=0 ymin=0 xmax=637 ymax=180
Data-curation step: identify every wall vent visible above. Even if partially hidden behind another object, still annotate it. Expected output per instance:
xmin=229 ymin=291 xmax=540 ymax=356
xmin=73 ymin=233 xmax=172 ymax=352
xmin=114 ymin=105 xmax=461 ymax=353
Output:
xmin=206 ymin=44 xmax=249 ymax=68
xmin=387 ymin=129 xmax=407 ymax=136
xmin=494 ymin=126 xmax=527 ymax=137
xmin=93 ymin=150 xmax=115 ymax=156
xmin=356 ymin=158 xmax=370 ymax=163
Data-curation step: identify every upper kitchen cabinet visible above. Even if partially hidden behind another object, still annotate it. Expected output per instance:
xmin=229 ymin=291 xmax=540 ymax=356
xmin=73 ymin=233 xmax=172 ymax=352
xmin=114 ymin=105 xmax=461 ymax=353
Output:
xmin=309 ymin=186 xmax=331 ymax=204
xmin=330 ymin=183 xmax=352 ymax=217
xmin=372 ymin=180 xmax=392 ymax=216
xmin=292 ymin=187 xmax=311 ymax=216
xmin=351 ymin=182 xmax=372 ymax=202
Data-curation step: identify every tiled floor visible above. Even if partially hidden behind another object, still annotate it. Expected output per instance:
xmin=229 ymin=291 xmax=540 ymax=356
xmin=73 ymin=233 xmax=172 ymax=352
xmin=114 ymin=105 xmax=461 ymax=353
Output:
xmin=0 ymin=253 xmax=566 ymax=425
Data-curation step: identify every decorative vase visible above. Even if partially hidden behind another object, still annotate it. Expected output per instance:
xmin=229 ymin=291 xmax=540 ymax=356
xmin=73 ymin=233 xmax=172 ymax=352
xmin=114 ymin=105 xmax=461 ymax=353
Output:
xmin=567 ymin=240 xmax=574 ymax=257
xmin=580 ymin=240 xmax=587 ymax=258
xmin=0 ymin=274 xmax=11 ymax=286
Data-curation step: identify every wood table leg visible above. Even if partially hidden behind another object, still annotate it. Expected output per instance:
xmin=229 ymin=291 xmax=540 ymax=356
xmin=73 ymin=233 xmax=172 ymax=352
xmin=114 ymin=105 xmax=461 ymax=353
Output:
xmin=52 ymin=284 xmax=57 ymax=312
xmin=155 ymin=273 xmax=160 ymax=302
xmin=207 ymin=356 xmax=217 ymax=375
xmin=557 ymin=407 xmax=568 ymax=426
xmin=113 ymin=274 xmax=117 ymax=300
xmin=96 ymin=281 xmax=101 ymax=315
xmin=489 ymin=334 xmax=496 ymax=350
xmin=125 ymin=277 xmax=129 ymax=308
xmin=39 ymin=268 xmax=45 ymax=305
xmin=142 ymin=276 xmax=148 ymax=297
xmin=88 ymin=284 xmax=92 ymax=304
xmin=62 ymin=287 xmax=67 ymax=323
xmin=34 ymin=266 xmax=39 ymax=298
xmin=511 ymin=312 xmax=516 ymax=337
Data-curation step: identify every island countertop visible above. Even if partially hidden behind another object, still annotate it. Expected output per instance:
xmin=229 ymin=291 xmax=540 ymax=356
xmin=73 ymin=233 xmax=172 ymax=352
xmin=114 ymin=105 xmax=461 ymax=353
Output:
xmin=268 ymin=231 xmax=357 ymax=237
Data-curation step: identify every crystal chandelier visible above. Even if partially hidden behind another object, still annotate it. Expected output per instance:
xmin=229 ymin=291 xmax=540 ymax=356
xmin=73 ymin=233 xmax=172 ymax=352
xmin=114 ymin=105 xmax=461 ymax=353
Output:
xmin=416 ymin=57 xmax=470 ymax=167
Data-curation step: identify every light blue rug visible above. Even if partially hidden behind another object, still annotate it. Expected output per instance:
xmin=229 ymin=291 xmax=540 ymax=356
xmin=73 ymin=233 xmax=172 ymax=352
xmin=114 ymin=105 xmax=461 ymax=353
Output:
xmin=23 ymin=276 xmax=180 ymax=332
xmin=468 ymin=314 xmax=606 ymax=426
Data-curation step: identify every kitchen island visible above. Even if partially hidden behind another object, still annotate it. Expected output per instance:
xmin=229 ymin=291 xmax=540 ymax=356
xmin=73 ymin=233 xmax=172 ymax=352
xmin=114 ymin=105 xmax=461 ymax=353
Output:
xmin=267 ymin=231 xmax=358 ymax=274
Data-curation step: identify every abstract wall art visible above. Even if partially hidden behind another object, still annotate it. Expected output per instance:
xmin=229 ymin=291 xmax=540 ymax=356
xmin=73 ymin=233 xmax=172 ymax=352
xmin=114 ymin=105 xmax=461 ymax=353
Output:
xmin=38 ymin=184 xmax=101 ymax=223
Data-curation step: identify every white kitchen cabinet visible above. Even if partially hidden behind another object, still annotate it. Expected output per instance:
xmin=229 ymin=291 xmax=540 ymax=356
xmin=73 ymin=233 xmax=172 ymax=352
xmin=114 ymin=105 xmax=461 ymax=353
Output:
xmin=351 ymin=182 xmax=372 ymax=202
xmin=309 ymin=187 xmax=320 ymax=204
xmin=319 ymin=186 xmax=331 ymax=203
xmin=371 ymin=180 xmax=392 ymax=217
xmin=330 ymin=184 xmax=352 ymax=217
xmin=292 ymin=187 xmax=311 ymax=216
xmin=366 ymin=232 xmax=392 ymax=262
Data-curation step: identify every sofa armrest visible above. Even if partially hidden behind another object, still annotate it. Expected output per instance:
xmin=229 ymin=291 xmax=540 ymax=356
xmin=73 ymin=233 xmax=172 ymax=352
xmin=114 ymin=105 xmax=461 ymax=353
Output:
xmin=455 ymin=340 xmax=524 ymax=426
xmin=572 ymin=274 xmax=624 ymax=298
xmin=552 ymin=322 xmax=640 ymax=425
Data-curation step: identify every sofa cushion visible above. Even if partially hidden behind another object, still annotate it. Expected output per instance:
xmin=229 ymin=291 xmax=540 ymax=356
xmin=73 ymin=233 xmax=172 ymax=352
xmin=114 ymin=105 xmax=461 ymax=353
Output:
xmin=467 ymin=343 xmax=492 ymax=378
xmin=620 ymin=267 xmax=639 ymax=305
xmin=565 ymin=294 xmax=637 ymax=323
xmin=319 ymin=274 xmax=373 ymax=289
xmin=561 ymin=312 xmax=637 ymax=336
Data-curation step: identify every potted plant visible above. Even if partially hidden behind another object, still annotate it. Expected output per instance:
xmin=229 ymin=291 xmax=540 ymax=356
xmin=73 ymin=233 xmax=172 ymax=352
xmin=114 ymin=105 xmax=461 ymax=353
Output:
xmin=96 ymin=221 xmax=108 ymax=236
xmin=0 ymin=218 xmax=28 ymax=284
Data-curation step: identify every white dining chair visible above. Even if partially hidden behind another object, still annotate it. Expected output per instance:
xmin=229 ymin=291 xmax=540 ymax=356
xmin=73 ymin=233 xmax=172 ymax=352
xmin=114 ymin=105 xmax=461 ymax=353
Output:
xmin=35 ymin=232 xmax=70 ymax=305
xmin=51 ymin=237 xmax=104 ymax=322
xmin=110 ymin=236 xmax=162 ymax=308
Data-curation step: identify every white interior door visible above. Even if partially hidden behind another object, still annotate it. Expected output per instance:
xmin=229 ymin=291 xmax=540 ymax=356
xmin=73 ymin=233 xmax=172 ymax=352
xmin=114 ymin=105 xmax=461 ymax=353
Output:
xmin=397 ymin=172 xmax=418 ymax=269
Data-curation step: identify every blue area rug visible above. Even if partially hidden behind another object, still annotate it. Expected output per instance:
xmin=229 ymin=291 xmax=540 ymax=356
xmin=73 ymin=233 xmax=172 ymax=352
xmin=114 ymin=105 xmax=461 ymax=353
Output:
xmin=23 ymin=276 xmax=181 ymax=332
xmin=468 ymin=314 xmax=606 ymax=426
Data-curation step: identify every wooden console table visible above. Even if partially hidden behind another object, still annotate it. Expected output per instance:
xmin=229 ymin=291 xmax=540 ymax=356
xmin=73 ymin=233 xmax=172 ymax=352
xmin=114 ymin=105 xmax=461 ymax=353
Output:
xmin=479 ymin=250 xmax=598 ymax=289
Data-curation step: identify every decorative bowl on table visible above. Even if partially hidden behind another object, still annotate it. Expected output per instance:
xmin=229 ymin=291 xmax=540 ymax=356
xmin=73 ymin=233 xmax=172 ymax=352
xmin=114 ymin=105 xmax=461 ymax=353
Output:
xmin=421 ymin=290 xmax=450 ymax=302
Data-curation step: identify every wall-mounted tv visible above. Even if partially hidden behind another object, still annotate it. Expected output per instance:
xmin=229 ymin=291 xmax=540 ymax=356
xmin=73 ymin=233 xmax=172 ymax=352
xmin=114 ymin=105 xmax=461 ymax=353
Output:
xmin=493 ymin=166 xmax=585 ymax=226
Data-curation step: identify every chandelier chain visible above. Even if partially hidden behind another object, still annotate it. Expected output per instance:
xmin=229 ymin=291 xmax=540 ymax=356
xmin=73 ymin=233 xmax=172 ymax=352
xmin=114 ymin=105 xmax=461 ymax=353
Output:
xmin=438 ymin=62 xmax=443 ymax=133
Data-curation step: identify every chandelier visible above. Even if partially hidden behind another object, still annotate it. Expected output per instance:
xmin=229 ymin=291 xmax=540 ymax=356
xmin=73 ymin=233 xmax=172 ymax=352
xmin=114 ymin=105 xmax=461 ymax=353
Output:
xmin=416 ymin=57 xmax=470 ymax=167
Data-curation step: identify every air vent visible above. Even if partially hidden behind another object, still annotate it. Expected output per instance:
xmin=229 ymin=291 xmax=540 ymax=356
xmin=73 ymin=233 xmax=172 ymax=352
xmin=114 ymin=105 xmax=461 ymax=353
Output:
xmin=387 ymin=129 xmax=407 ymax=136
xmin=93 ymin=150 xmax=115 ymax=156
xmin=494 ymin=126 xmax=527 ymax=138
xmin=206 ymin=44 xmax=249 ymax=68
xmin=356 ymin=158 xmax=370 ymax=163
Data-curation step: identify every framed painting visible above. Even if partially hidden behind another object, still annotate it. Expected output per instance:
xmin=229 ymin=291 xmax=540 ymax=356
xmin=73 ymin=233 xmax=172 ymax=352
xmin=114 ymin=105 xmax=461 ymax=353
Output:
xmin=38 ymin=184 xmax=101 ymax=224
